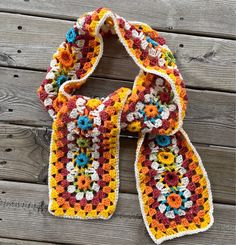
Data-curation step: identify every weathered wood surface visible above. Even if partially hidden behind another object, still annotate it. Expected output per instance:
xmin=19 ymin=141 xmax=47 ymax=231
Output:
xmin=0 ymin=0 xmax=235 ymax=38
xmin=0 ymin=1 xmax=235 ymax=244
xmin=0 ymin=13 xmax=236 ymax=92
xmin=0 ymin=67 xmax=235 ymax=147
xmin=0 ymin=123 xmax=235 ymax=204
xmin=0 ymin=181 xmax=235 ymax=245
xmin=0 ymin=238 xmax=58 ymax=245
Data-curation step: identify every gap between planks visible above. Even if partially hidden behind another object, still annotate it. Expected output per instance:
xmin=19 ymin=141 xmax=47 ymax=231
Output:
xmin=0 ymin=67 xmax=235 ymax=147
xmin=0 ymin=237 xmax=61 ymax=245
xmin=0 ymin=13 xmax=236 ymax=92
xmin=0 ymin=0 xmax=235 ymax=39
xmin=0 ymin=65 xmax=235 ymax=94
xmin=0 ymin=123 xmax=235 ymax=205
xmin=0 ymin=180 xmax=235 ymax=245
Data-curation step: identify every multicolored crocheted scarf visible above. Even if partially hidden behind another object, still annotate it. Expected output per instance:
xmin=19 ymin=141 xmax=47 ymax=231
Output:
xmin=38 ymin=7 xmax=214 ymax=244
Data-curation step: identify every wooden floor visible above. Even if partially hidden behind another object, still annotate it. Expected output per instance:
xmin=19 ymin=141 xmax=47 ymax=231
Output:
xmin=0 ymin=1 xmax=235 ymax=244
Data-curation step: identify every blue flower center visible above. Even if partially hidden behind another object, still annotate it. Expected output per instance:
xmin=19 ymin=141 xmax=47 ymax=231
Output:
xmin=146 ymin=36 xmax=158 ymax=47
xmin=155 ymin=135 xmax=171 ymax=147
xmin=66 ymin=28 xmax=77 ymax=43
xmin=76 ymin=153 xmax=89 ymax=167
xmin=56 ymin=75 xmax=68 ymax=87
xmin=77 ymin=116 xmax=92 ymax=130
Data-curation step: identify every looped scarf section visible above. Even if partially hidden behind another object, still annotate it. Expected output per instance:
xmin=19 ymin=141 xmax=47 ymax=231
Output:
xmin=38 ymin=7 xmax=213 ymax=244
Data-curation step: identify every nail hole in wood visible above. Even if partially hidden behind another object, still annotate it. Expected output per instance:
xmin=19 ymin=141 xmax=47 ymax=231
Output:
xmin=7 ymin=134 xmax=13 ymax=138
xmin=5 ymin=148 xmax=12 ymax=152
xmin=1 ymin=191 xmax=6 ymax=194
xmin=168 ymin=26 xmax=173 ymax=30
xmin=179 ymin=44 xmax=184 ymax=48
xmin=0 ymin=219 xmax=2 ymax=221
xmin=180 ymin=17 xmax=184 ymax=21
xmin=17 ymin=50 xmax=22 ymax=53
xmin=17 ymin=26 xmax=22 ymax=30
xmin=24 ymin=0 xmax=30 ymax=2
xmin=14 ymin=74 xmax=19 ymax=78
xmin=8 ymin=108 xmax=13 ymax=112
xmin=0 ymin=161 xmax=7 ymax=165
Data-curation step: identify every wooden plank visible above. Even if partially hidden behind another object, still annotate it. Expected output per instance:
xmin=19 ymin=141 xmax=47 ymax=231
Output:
xmin=0 ymin=180 xmax=235 ymax=245
xmin=0 ymin=13 xmax=235 ymax=92
xmin=0 ymin=237 xmax=58 ymax=245
xmin=0 ymin=124 xmax=235 ymax=204
xmin=0 ymin=0 xmax=235 ymax=38
xmin=0 ymin=67 xmax=235 ymax=147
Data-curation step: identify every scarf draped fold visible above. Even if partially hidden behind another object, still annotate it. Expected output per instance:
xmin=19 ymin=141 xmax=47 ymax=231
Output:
xmin=38 ymin=7 xmax=213 ymax=244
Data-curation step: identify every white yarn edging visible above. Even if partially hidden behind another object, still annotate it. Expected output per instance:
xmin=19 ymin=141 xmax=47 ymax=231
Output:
xmin=48 ymin=10 xmax=214 ymax=244
xmin=134 ymin=129 xmax=214 ymax=244
xmin=59 ymin=10 xmax=184 ymax=135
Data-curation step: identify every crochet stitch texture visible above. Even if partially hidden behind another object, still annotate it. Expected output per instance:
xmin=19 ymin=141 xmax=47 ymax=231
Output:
xmin=37 ymin=7 xmax=214 ymax=244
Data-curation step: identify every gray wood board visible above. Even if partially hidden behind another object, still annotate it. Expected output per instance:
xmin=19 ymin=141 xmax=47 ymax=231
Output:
xmin=0 ymin=238 xmax=59 ymax=245
xmin=0 ymin=13 xmax=236 ymax=92
xmin=0 ymin=67 xmax=235 ymax=147
xmin=0 ymin=181 xmax=235 ymax=245
xmin=0 ymin=0 xmax=235 ymax=38
xmin=0 ymin=124 xmax=235 ymax=204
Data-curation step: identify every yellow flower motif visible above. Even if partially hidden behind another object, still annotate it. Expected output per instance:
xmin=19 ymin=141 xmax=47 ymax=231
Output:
xmin=177 ymin=225 xmax=186 ymax=232
xmin=100 ymin=210 xmax=109 ymax=218
xmin=94 ymin=45 xmax=100 ymax=55
xmin=109 ymin=169 xmax=116 ymax=178
xmin=111 ymin=115 xmax=118 ymax=123
xmin=86 ymin=98 xmax=101 ymax=109
xmin=144 ymin=205 xmax=149 ymax=215
xmin=54 ymin=208 xmax=64 ymax=216
xmin=113 ymin=101 xmax=122 ymax=110
xmin=51 ymin=141 xmax=57 ymax=151
xmin=87 ymin=210 xmax=97 ymax=218
xmin=50 ymin=200 xmax=59 ymax=211
xmin=66 ymin=207 xmax=75 ymax=216
xmin=50 ymin=152 xmax=57 ymax=163
xmin=89 ymin=21 xmax=98 ymax=34
xmin=50 ymin=177 xmax=57 ymax=187
xmin=166 ymin=228 xmax=176 ymax=235
xmin=98 ymin=8 xmax=108 ymax=17
xmin=90 ymin=57 xmax=97 ymax=65
xmin=106 ymin=205 xmax=115 ymax=214
xmin=52 ymin=123 xmax=58 ymax=132
xmin=51 ymin=189 xmax=58 ymax=199
xmin=109 ymin=181 xmax=116 ymax=190
xmin=169 ymin=73 xmax=176 ymax=82
xmin=127 ymin=121 xmax=141 ymax=132
xmin=50 ymin=164 xmax=57 ymax=175
xmin=108 ymin=192 xmax=116 ymax=201
xmin=109 ymin=137 xmax=117 ymax=144
xmin=77 ymin=210 xmax=86 ymax=218
xmin=192 ymin=154 xmax=198 ymax=162
xmin=141 ymin=24 xmax=152 ymax=32
xmin=156 ymin=230 xmax=165 ymax=239
xmin=147 ymin=216 xmax=152 ymax=225
xmin=109 ymin=151 xmax=117 ymax=160
xmin=157 ymin=152 xmax=175 ymax=165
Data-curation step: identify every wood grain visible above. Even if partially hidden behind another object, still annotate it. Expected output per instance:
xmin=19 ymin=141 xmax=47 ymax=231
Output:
xmin=0 ymin=2 xmax=235 ymax=244
xmin=0 ymin=0 xmax=235 ymax=38
xmin=0 ymin=238 xmax=58 ymax=245
xmin=0 ymin=13 xmax=235 ymax=92
xmin=0 ymin=67 xmax=235 ymax=147
xmin=0 ymin=124 xmax=235 ymax=204
xmin=0 ymin=181 xmax=235 ymax=245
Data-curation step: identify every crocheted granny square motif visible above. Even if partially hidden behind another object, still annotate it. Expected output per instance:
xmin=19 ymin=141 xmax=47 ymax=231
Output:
xmin=38 ymin=7 xmax=213 ymax=244
xmin=49 ymin=88 xmax=130 ymax=219
xmin=136 ymin=130 xmax=212 ymax=242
